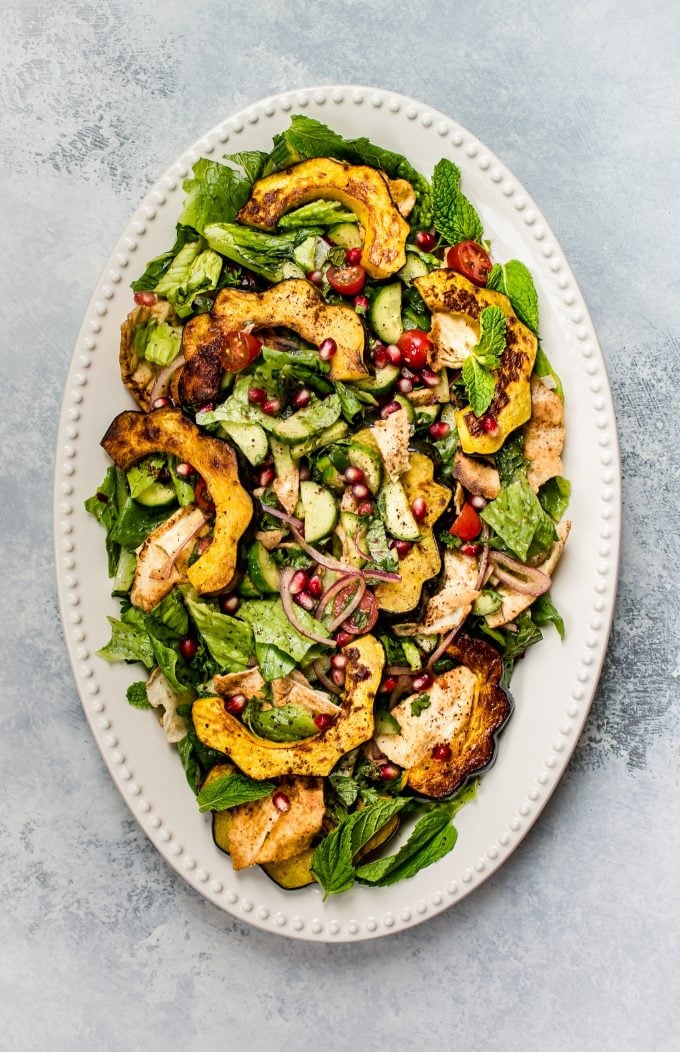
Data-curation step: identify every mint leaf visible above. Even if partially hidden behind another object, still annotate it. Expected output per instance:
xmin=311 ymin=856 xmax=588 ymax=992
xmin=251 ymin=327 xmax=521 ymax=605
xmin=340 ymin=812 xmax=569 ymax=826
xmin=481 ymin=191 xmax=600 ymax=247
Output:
xmin=410 ymin=693 xmax=431 ymax=716
xmin=177 ymin=736 xmax=201 ymax=795
xmin=487 ymin=260 xmax=539 ymax=333
xmin=311 ymin=797 xmax=409 ymax=897
xmin=532 ymin=592 xmax=565 ymax=639
xmin=462 ymin=355 xmax=496 ymax=416
xmin=224 ymin=150 xmax=269 ymax=183
xmin=196 ymin=772 xmax=275 ymax=812
xmin=432 ymin=159 xmax=483 ymax=245
xmin=179 ymin=159 xmax=251 ymax=236
xmin=126 ymin=681 xmax=150 ymax=709
xmin=475 ymin=306 xmax=507 ymax=367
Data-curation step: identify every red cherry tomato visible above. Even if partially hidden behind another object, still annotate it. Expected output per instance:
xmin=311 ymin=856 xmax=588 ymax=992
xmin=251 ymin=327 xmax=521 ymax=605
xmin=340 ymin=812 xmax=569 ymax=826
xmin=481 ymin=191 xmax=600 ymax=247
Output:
xmin=396 ymin=329 xmax=432 ymax=370
xmin=326 ymin=264 xmax=366 ymax=296
xmin=446 ymin=241 xmax=492 ymax=287
xmin=219 ymin=330 xmax=263 ymax=373
xmin=194 ymin=476 xmax=215 ymax=515
xmin=332 ymin=583 xmax=378 ymax=635
xmin=449 ymin=502 xmax=482 ymax=541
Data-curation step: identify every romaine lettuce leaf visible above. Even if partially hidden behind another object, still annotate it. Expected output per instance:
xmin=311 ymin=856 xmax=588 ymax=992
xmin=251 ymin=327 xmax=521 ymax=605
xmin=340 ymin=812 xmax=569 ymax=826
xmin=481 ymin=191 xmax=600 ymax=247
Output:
xmin=278 ymin=200 xmax=357 ymax=229
xmin=97 ymin=614 xmax=155 ymax=668
xmin=179 ymin=159 xmax=251 ymax=235
xmin=109 ymin=498 xmax=172 ymax=550
xmin=244 ymin=701 xmax=318 ymax=742
xmin=238 ymin=598 xmax=330 ymax=665
xmin=144 ymin=322 xmax=182 ymax=365
xmin=150 ymin=589 xmax=188 ymax=637
xmin=538 ymin=476 xmax=571 ymax=522
xmin=204 ymin=222 xmax=320 ymax=282
xmin=481 ymin=475 xmax=556 ymax=562
xmin=184 ymin=593 xmax=253 ymax=671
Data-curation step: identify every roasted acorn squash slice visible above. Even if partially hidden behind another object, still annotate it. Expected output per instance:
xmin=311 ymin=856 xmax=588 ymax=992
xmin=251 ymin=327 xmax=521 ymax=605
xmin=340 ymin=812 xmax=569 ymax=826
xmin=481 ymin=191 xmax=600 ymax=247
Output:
xmin=101 ymin=407 xmax=252 ymax=595
xmin=237 ymin=158 xmax=410 ymax=280
xmin=414 ymin=270 xmax=538 ymax=454
xmin=261 ymin=848 xmax=316 ymax=889
xmin=192 ymin=635 xmax=383 ymax=778
xmin=181 ymin=278 xmax=367 ymax=385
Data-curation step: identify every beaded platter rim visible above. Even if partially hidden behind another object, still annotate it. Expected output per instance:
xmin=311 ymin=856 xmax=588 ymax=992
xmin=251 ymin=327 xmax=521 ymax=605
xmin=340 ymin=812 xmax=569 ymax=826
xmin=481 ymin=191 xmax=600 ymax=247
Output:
xmin=53 ymin=85 xmax=621 ymax=942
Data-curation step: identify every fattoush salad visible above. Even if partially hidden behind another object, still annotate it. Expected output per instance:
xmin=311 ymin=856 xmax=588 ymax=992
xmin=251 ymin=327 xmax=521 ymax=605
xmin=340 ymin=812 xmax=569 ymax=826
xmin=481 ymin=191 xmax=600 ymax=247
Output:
xmin=87 ymin=116 xmax=570 ymax=896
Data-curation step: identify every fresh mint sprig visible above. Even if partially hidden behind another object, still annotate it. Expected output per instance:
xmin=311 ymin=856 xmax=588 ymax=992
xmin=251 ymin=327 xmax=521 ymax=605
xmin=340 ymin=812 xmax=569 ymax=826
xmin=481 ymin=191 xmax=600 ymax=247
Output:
xmin=461 ymin=306 xmax=507 ymax=416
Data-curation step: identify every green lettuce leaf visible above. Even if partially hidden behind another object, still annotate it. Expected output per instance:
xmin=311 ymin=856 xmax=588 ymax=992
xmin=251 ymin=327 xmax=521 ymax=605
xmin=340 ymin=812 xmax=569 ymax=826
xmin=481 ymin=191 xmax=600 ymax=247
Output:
xmin=84 ymin=466 xmax=122 ymax=576
xmin=366 ymin=518 xmax=398 ymax=573
xmin=131 ymin=224 xmax=198 ymax=293
xmin=432 ymin=158 xmax=484 ymax=245
xmin=244 ymin=701 xmax=318 ymax=742
xmin=144 ymin=321 xmax=182 ymax=365
xmin=494 ymin=432 xmax=528 ymax=486
xmin=150 ymin=589 xmax=188 ymax=637
xmin=533 ymin=346 xmax=564 ymax=399
xmin=109 ymin=498 xmax=172 ymax=550
xmin=196 ymin=771 xmax=275 ymax=812
xmin=97 ymin=615 xmax=155 ymax=668
xmin=177 ymin=736 xmax=201 ymax=795
xmin=481 ymin=610 xmax=543 ymax=685
xmin=538 ymin=476 xmax=571 ymax=521
xmin=278 ymin=200 xmax=357 ymax=229
xmin=254 ymin=643 xmax=296 ymax=682
xmin=238 ymin=599 xmax=330 ymax=665
xmin=179 ymin=159 xmax=251 ymax=235
xmin=481 ymin=475 xmax=556 ymax=562
xmin=184 ymin=593 xmax=253 ymax=671
xmin=531 ymin=592 xmax=565 ymax=639
xmin=204 ymin=222 xmax=320 ymax=282
xmin=487 ymin=260 xmax=539 ymax=333
xmin=334 ymin=382 xmax=364 ymax=423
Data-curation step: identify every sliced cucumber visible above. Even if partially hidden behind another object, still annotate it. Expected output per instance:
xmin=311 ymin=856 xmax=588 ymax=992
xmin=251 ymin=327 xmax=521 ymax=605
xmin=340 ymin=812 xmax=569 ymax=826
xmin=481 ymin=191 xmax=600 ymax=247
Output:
xmin=338 ymin=511 xmax=366 ymax=568
xmin=414 ymin=403 xmax=440 ymax=428
xmin=315 ymin=454 xmax=345 ymax=491
xmin=441 ymin=403 xmax=457 ymax=428
xmin=398 ymin=252 xmax=429 ymax=284
xmin=281 ymin=260 xmax=306 ymax=280
xmin=270 ymin=396 xmax=342 ymax=445
xmin=355 ymin=364 xmax=399 ymax=396
xmin=474 ymin=591 xmax=503 ymax=617
xmin=270 ymin=437 xmax=298 ymax=498
xmin=327 ymin=223 xmax=362 ymax=250
xmin=220 ymin=422 xmax=269 ymax=466
xmin=135 ymin=481 xmax=176 ymax=508
xmin=379 ymin=479 xmax=421 ymax=542
xmin=370 ymin=283 xmax=403 ymax=345
xmin=394 ymin=393 xmax=415 ymax=425
xmin=409 ymin=369 xmax=449 ymax=406
xmin=112 ymin=548 xmax=136 ymax=596
xmin=247 ymin=541 xmax=281 ymax=594
xmin=347 ymin=441 xmax=383 ymax=494
xmin=400 ymin=639 xmax=422 ymax=670
xmin=239 ymin=573 xmax=263 ymax=598
xmin=290 ymin=420 xmax=349 ymax=460
xmin=300 ymin=481 xmax=338 ymax=543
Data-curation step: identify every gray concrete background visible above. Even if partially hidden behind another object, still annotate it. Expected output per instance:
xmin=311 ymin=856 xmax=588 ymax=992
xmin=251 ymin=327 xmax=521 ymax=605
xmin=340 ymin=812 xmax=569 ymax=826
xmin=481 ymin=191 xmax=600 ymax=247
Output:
xmin=1 ymin=1 xmax=678 ymax=1048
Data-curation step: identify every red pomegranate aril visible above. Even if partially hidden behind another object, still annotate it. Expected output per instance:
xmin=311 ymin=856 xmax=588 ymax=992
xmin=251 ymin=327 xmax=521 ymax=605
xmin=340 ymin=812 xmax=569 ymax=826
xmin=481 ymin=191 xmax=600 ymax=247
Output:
xmin=379 ymin=763 xmax=400 ymax=781
xmin=179 ymin=637 xmax=198 ymax=659
xmin=413 ymin=671 xmax=433 ymax=691
xmin=248 ymin=386 xmax=267 ymax=405
xmin=345 ymin=247 xmax=362 ymax=265
xmin=262 ymin=398 xmax=281 ymax=416
xmin=357 ymin=500 xmax=374 ymax=516
xmin=134 ymin=290 xmax=157 ymax=306
xmin=258 ymin=467 xmax=276 ymax=488
xmin=353 ymin=293 xmax=369 ymax=311
xmin=319 ymin=337 xmax=337 ymax=361
xmin=351 ymin=482 xmax=370 ymax=500
xmin=344 ymin=465 xmax=365 ymax=484
xmin=380 ymin=676 xmax=398 ymax=693
xmin=331 ymin=653 xmax=348 ymax=670
xmin=411 ymin=497 xmax=427 ymax=522
xmin=307 ymin=269 xmax=323 ymax=286
xmin=293 ymin=388 xmax=311 ymax=408
xmin=288 ymin=570 xmax=309 ymax=595
xmin=331 ymin=668 xmax=346 ymax=687
xmin=470 ymin=494 xmax=487 ymax=510
xmin=175 ymin=461 xmax=193 ymax=478
xmin=429 ymin=421 xmax=451 ymax=440
xmin=373 ymin=342 xmax=388 ymax=367
xmin=461 ymin=543 xmax=482 ymax=556
xmin=314 ymin=712 xmax=337 ymax=730
xmin=482 ymin=415 xmax=499 ymax=434
xmin=395 ymin=540 xmax=412 ymax=558
xmin=225 ymin=693 xmax=247 ymax=715
xmin=385 ymin=344 xmax=403 ymax=366
xmin=432 ymin=743 xmax=452 ymax=762
xmin=415 ymin=230 xmax=436 ymax=252
xmin=380 ymin=400 xmax=401 ymax=419
xmin=298 ymin=463 xmax=311 ymax=481
xmin=307 ymin=575 xmax=323 ymax=598
xmin=219 ymin=595 xmax=241 ymax=614
xmin=151 ymin=396 xmax=171 ymax=409
xmin=420 ymin=368 xmax=440 ymax=388
xmin=335 ymin=629 xmax=353 ymax=647
xmin=199 ymin=402 xmax=214 ymax=414
xmin=294 ymin=590 xmax=316 ymax=611
xmin=273 ymin=790 xmax=291 ymax=813
xmin=397 ymin=377 xmax=413 ymax=394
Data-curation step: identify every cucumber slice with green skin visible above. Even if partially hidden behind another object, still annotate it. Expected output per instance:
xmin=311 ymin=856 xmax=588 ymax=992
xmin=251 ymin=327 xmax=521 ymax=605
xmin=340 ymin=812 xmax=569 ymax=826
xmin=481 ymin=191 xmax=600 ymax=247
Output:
xmin=270 ymin=395 xmax=342 ymax=445
xmin=239 ymin=573 xmax=263 ymax=598
xmin=247 ymin=541 xmax=281 ymax=593
xmin=327 ymin=222 xmax=362 ymax=250
xmin=355 ymin=364 xmax=399 ymax=396
xmin=379 ymin=479 xmax=421 ymax=542
xmin=414 ymin=403 xmax=441 ymax=428
xmin=394 ymin=393 xmax=415 ymax=425
xmin=220 ymin=422 xmax=269 ymax=466
xmin=112 ymin=548 xmax=136 ymax=596
xmin=474 ymin=591 xmax=503 ymax=617
xmin=347 ymin=442 xmax=383 ymax=494
xmin=400 ymin=639 xmax=422 ymax=670
xmin=270 ymin=437 xmax=298 ymax=497
xmin=370 ymin=283 xmax=403 ymax=345
xmin=135 ymin=481 xmax=176 ymax=508
xmin=339 ymin=511 xmax=366 ymax=567
xmin=315 ymin=454 xmax=345 ymax=491
xmin=290 ymin=420 xmax=349 ymax=460
xmin=398 ymin=252 xmax=430 ymax=284
xmin=300 ymin=481 xmax=338 ymax=543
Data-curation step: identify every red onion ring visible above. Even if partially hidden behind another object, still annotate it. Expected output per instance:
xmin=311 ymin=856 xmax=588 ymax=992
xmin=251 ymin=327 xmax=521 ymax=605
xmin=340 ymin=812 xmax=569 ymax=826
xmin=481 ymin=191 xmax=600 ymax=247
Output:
xmin=290 ymin=527 xmax=357 ymax=575
xmin=258 ymin=499 xmax=303 ymax=531
xmin=490 ymin=551 xmax=551 ymax=596
xmin=476 ymin=524 xmax=490 ymax=591
xmin=353 ymin=527 xmax=371 ymax=561
xmin=315 ymin=573 xmax=362 ymax=620
xmin=312 ymin=659 xmax=343 ymax=697
xmin=427 ymin=622 xmax=464 ymax=669
xmin=362 ymin=567 xmax=401 ymax=582
xmin=148 ymin=355 xmax=185 ymax=406
xmin=149 ymin=510 xmax=207 ymax=580
xmin=328 ymin=577 xmax=366 ymax=633
xmin=280 ymin=568 xmax=336 ymax=648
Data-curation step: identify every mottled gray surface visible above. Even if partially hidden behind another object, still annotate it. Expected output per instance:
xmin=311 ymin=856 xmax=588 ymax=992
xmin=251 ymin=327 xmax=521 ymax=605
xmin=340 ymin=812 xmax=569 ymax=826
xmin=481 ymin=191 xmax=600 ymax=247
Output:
xmin=1 ymin=0 xmax=679 ymax=1048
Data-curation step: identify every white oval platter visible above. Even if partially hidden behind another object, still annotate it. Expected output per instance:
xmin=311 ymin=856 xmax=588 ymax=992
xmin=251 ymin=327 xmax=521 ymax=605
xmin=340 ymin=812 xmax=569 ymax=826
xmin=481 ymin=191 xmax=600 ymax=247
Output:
xmin=54 ymin=85 xmax=620 ymax=942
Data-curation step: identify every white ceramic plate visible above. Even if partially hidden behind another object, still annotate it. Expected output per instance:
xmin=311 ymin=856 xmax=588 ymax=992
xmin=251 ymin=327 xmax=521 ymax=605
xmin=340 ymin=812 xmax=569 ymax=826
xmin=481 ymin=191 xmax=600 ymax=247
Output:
xmin=54 ymin=85 xmax=620 ymax=941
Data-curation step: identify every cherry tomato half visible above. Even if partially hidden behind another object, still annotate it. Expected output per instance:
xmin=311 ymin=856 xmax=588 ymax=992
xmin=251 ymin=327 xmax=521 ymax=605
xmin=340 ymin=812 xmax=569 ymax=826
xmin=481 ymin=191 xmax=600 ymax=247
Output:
xmin=449 ymin=502 xmax=482 ymax=541
xmin=332 ymin=582 xmax=378 ymax=635
xmin=219 ymin=330 xmax=263 ymax=373
xmin=396 ymin=329 xmax=432 ymax=370
xmin=446 ymin=241 xmax=492 ymax=287
xmin=326 ymin=264 xmax=366 ymax=296
xmin=194 ymin=476 xmax=215 ymax=515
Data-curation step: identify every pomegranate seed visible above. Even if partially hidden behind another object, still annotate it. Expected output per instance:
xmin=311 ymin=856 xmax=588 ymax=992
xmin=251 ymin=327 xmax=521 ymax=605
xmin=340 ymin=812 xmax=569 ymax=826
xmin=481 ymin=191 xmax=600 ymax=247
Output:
xmin=379 ymin=763 xmax=400 ymax=781
xmin=331 ymin=668 xmax=346 ymax=687
xmin=314 ymin=713 xmax=337 ymax=730
xmin=258 ymin=467 xmax=276 ymax=488
xmin=411 ymin=497 xmax=427 ymax=521
xmin=175 ymin=461 xmax=193 ymax=478
xmin=413 ymin=671 xmax=433 ymax=690
xmin=248 ymin=386 xmax=267 ymax=405
xmin=288 ymin=570 xmax=309 ymax=595
xmin=470 ymin=494 xmax=487 ymax=510
xmin=385 ymin=344 xmax=403 ymax=366
xmin=151 ymin=396 xmax=171 ymax=409
xmin=335 ymin=629 xmax=353 ymax=647
xmin=351 ymin=482 xmax=370 ymax=500
xmin=357 ymin=501 xmax=374 ymax=516
xmin=373 ymin=343 xmax=388 ymax=368
xmin=199 ymin=402 xmax=214 ymax=414
xmin=415 ymin=230 xmax=436 ymax=252
xmin=344 ymin=465 xmax=365 ymax=484
xmin=294 ymin=590 xmax=316 ymax=611
xmin=179 ymin=637 xmax=198 ymax=659
xmin=219 ymin=595 xmax=241 ymax=614
xmin=482 ymin=415 xmax=499 ymax=434
xmin=345 ymin=247 xmax=362 ymax=265
xmin=395 ymin=540 xmax=412 ymax=558
xmin=298 ymin=463 xmax=311 ymax=481
xmin=307 ymin=575 xmax=323 ymax=597
xmin=262 ymin=398 xmax=281 ymax=416
xmin=331 ymin=653 xmax=348 ymax=670
xmin=96 ymin=492 xmax=109 ymax=504
xmin=134 ymin=290 xmax=157 ymax=306
xmin=429 ymin=421 xmax=451 ymax=440
xmin=292 ymin=388 xmax=311 ymax=408
xmin=380 ymin=401 xmax=401 ymax=419
xmin=420 ymin=368 xmax=440 ymax=388
xmin=225 ymin=693 xmax=247 ymax=715
xmin=380 ymin=676 xmax=398 ymax=693
xmin=397 ymin=377 xmax=413 ymax=394
xmin=319 ymin=337 xmax=337 ymax=361
xmin=273 ymin=790 xmax=291 ymax=813
xmin=353 ymin=293 xmax=369 ymax=311
xmin=307 ymin=270 xmax=323 ymax=286
xmin=432 ymin=743 xmax=452 ymax=762
xmin=461 ymin=543 xmax=481 ymax=556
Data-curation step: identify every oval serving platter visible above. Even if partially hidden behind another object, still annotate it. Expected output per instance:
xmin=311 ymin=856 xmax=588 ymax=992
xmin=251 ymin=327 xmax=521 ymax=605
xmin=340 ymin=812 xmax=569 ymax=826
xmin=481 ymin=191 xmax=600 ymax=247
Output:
xmin=53 ymin=86 xmax=620 ymax=942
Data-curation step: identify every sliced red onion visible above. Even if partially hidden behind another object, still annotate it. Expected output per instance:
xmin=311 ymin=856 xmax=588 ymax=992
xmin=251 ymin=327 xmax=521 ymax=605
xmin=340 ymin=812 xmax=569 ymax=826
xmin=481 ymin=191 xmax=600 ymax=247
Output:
xmin=353 ymin=527 xmax=371 ymax=561
xmin=316 ymin=573 xmax=362 ymax=620
xmin=148 ymin=354 xmax=185 ymax=406
xmin=312 ymin=658 xmax=343 ymax=697
xmin=427 ymin=623 xmax=464 ymax=669
xmin=149 ymin=511 xmax=207 ymax=581
xmin=490 ymin=551 xmax=551 ymax=596
xmin=328 ymin=577 xmax=366 ymax=633
xmin=362 ymin=567 xmax=401 ymax=582
xmin=280 ymin=568 xmax=336 ymax=647
xmin=258 ymin=499 xmax=303 ymax=531
xmin=475 ymin=525 xmax=491 ymax=591
xmin=291 ymin=527 xmax=357 ymax=575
